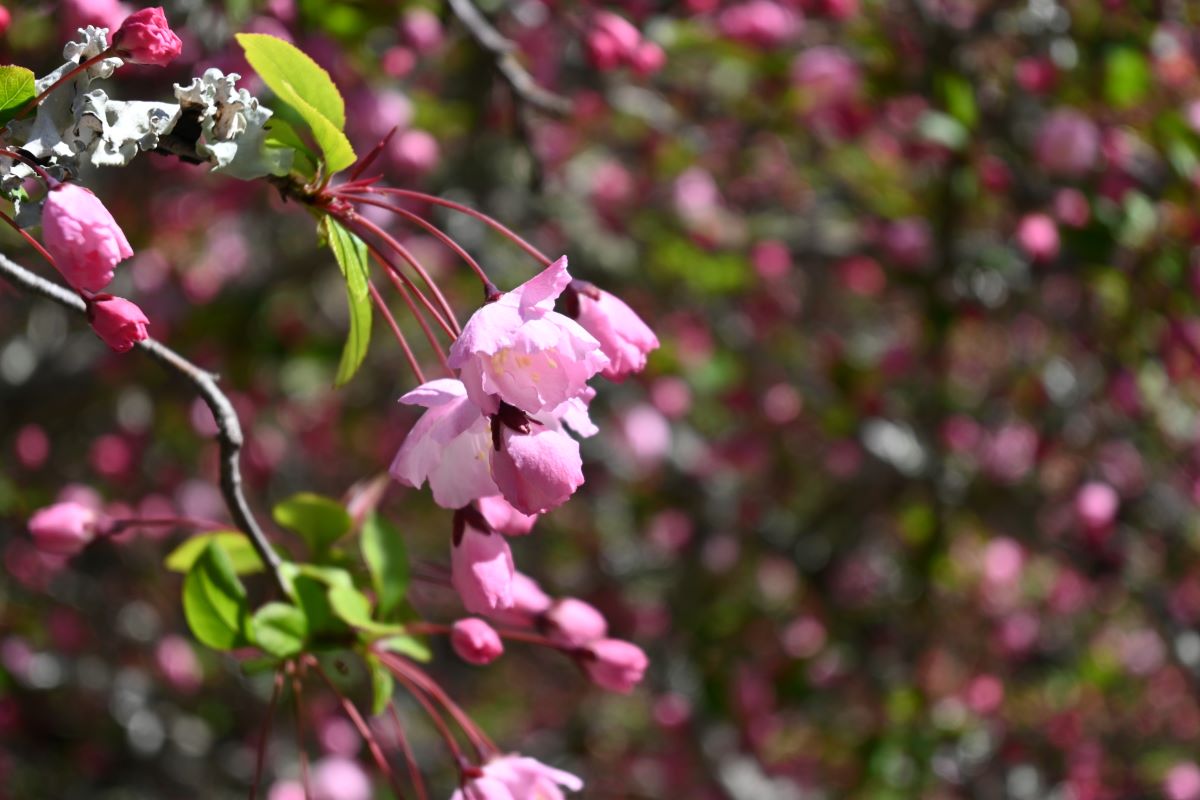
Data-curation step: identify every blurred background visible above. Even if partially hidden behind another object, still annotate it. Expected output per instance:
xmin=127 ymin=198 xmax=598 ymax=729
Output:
xmin=4 ymin=0 xmax=1200 ymax=797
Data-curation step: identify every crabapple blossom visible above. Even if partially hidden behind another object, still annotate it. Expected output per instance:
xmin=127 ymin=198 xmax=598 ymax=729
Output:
xmin=389 ymin=379 xmax=496 ymax=509
xmin=1076 ymin=482 xmax=1119 ymax=530
xmin=544 ymin=598 xmax=607 ymax=646
xmin=452 ymin=526 xmax=515 ymax=614
xmin=478 ymin=495 xmax=539 ymax=536
xmin=310 ymin=756 xmax=372 ymax=800
xmin=491 ymin=425 xmax=584 ymax=516
xmin=41 ymin=183 xmax=134 ymax=293
xmin=449 ymin=256 xmax=608 ymax=416
xmin=88 ymin=296 xmax=149 ymax=352
xmin=112 ymin=7 xmax=183 ymax=66
xmin=28 ymin=502 xmax=99 ymax=556
xmin=717 ymin=1 xmax=802 ymax=48
xmin=452 ymin=755 xmax=583 ymax=800
xmin=585 ymin=11 xmax=642 ymax=71
xmin=570 ymin=285 xmax=659 ymax=380
xmin=584 ymin=638 xmax=648 ymax=693
xmin=451 ymin=618 xmax=504 ymax=665
xmin=484 ymin=572 xmax=553 ymax=628
xmin=1016 ymin=213 xmax=1060 ymax=262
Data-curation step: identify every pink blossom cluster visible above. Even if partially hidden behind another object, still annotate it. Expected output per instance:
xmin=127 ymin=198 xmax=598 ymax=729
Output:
xmin=584 ymin=12 xmax=664 ymax=76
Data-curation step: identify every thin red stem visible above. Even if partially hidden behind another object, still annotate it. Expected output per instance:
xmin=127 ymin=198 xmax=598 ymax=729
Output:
xmin=250 ymin=671 xmax=285 ymax=800
xmin=0 ymin=149 xmax=57 ymax=187
xmin=389 ymin=703 xmax=429 ymax=800
xmin=342 ymin=187 xmax=552 ymax=266
xmin=11 ymin=50 xmax=116 ymax=124
xmin=348 ymin=214 xmax=462 ymax=335
xmin=289 ymin=668 xmax=312 ymax=800
xmin=385 ymin=661 xmax=469 ymax=763
xmin=379 ymin=654 xmax=497 ymax=758
xmin=0 ymin=207 xmax=61 ymax=271
xmin=359 ymin=235 xmax=453 ymax=375
xmin=308 ymin=658 xmax=406 ymax=799
xmin=346 ymin=195 xmax=497 ymax=293
xmin=368 ymin=281 xmax=426 ymax=384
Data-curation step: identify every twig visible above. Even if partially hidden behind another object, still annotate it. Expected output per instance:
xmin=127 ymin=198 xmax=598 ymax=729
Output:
xmin=0 ymin=253 xmax=287 ymax=594
xmin=445 ymin=0 xmax=572 ymax=117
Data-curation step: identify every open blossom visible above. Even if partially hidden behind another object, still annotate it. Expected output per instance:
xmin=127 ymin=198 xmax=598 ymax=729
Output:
xmin=584 ymin=638 xmax=648 ymax=693
xmin=571 ymin=287 xmax=659 ymax=380
xmin=452 ymin=527 xmax=515 ymax=614
xmin=389 ymin=379 xmax=496 ymax=508
xmin=453 ymin=755 xmax=583 ymax=800
xmin=449 ymin=256 xmax=608 ymax=416
xmin=41 ymin=183 xmax=134 ymax=293
xmin=28 ymin=502 xmax=99 ymax=556
xmin=451 ymin=618 xmax=504 ymax=665
xmin=491 ymin=425 xmax=584 ymax=516
xmin=112 ymin=7 xmax=183 ymax=66
xmin=89 ymin=296 xmax=149 ymax=352
xmin=478 ymin=495 xmax=539 ymax=536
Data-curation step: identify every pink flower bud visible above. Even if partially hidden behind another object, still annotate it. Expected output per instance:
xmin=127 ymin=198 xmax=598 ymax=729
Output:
xmin=0 ymin=6 xmax=10 ymax=36
xmin=400 ymin=8 xmax=443 ymax=54
xmin=477 ymin=495 xmax=538 ymax=536
xmin=573 ymin=288 xmax=659 ymax=381
xmin=88 ymin=296 xmax=149 ymax=353
xmin=545 ymin=598 xmax=607 ymax=646
xmin=112 ymin=7 xmax=183 ymax=66
xmin=1075 ymin=482 xmax=1119 ymax=529
xmin=484 ymin=572 xmax=552 ymax=628
xmin=491 ymin=427 xmax=584 ymax=515
xmin=631 ymin=41 xmax=666 ymax=76
xmin=1016 ymin=213 xmax=1060 ymax=262
xmin=452 ymin=527 xmax=515 ymax=614
xmin=41 ymin=183 xmax=134 ymax=293
xmin=28 ymin=502 xmax=98 ymax=556
xmin=584 ymin=638 xmax=648 ymax=693
xmin=1166 ymin=763 xmax=1200 ymax=800
xmin=451 ymin=618 xmax=504 ymax=665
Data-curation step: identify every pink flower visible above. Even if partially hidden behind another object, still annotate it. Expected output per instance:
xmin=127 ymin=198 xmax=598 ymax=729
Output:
xmin=1075 ymin=482 xmax=1119 ymax=529
xmin=584 ymin=639 xmax=648 ymax=693
xmin=718 ymin=1 xmax=802 ymax=48
xmin=112 ymin=7 xmax=183 ymax=66
xmin=155 ymin=635 xmax=202 ymax=693
xmin=28 ymin=502 xmax=99 ymax=556
xmin=389 ymin=379 xmax=497 ymax=509
xmin=88 ymin=296 xmax=149 ymax=352
xmin=1016 ymin=213 xmax=1060 ymax=262
xmin=400 ymin=8 xmax=443 ymax=54
xmin=62 ymin=0 xmax=129 ymax=34
xmin=41 ymin=183 xmax=134 ymax=293
xmin=586 ymin=11 xmax=641 ymax=71
xmin=1035 ymin=109 xmax=1100 ymax=177
xmin=484 ymin=572 xmax=553 ymax=628
xmin=454 ymin=755 xmax=584 ymax=800
xmin=452 ymin=527 xmax=515 ymax=614
xmin=478 ymin=495 xmax=539 ymax=536
xmin=389 ymin=129 xmax=439 ymax=175
xmin=1166 ymin=762 xmax=1200 ymax=800
xmin=545 ymin=598 xmax=607 ymax=646
xmin=491 ymin=426 xmax=584 ymax=515
xmin=571 ymin=286 xmax=658 ymax=380
xmin=310 ymin=756 xmax=371 ymax=800
xmin=449 ymin=257 xmax=608 ymax=416
xmin=451 ymin=618 xmax=504 ymax=665
xmin=792 ymin=46 xmax=861 ymax=110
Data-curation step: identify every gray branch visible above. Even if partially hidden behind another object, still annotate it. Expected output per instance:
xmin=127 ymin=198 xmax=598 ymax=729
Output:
xmin=0 ymin=253 xmax=287 ymax=593
xmin=446 ymin=0 xmax=573 ymax=117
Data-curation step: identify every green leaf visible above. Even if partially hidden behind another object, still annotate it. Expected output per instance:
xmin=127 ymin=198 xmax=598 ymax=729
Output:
xmin=377 ymin=634 xmax=432 ymax=663
xmin=235 ymin=33 xmax=356 ymax=173
xmin=1105 ymin=47 xmax=1150 ymax=109
xmin=366 ymin=654 xmax=394 ymax=716
xmin=937 ymin=73 xmax=977 ymax=129
xmin=0 ymin=66 xmax=35 ymax=126
xmin=273 ymin=493 xmax=352 ymax=552
xmin=250 ymin=602 xmax=309 ymax=658
xmin=166 ymin=531 xmax=265 ymax=575
xmin=278 ymin=562 xmax=356 ymax=640
xmin=182 ymin=542 xmax=250 ymax=650
xmin=360 ymin=513 xmax=408 ymax=618
xmin=321 ymin=217 xmax=373 ymax=386
xmin=328 ymin=584 xmax=374 ymax=628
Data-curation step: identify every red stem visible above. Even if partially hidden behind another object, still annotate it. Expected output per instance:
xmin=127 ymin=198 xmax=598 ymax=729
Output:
xmin=10 ymin=50 xmax=117 ymax=125
xmin=342 ymin=187 xmax=553 ymax=266
xmin=0 ymin=207 xmax=62 ymax=272
xmin=250 ymin=671 xmax=285 ymax=800
xmin=289 ymin=667 xmax=312 ymax=800
xmin=379 ymin=654 xmax=497 ymax=758
xmin=384 ymin=659 xmax=469 ymax=763
xmin=368 ymin=281 xmax=426 ymax=384
xmin=389 ymin=703 xmax=429 ymax=800
xmin=0 ymin=149 xmax=57 ymax=187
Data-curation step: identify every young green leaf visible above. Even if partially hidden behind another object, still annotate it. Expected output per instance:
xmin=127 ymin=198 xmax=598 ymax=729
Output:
xmin=360 ymin=513 xmax=409 ymax=618
xmin=235 ymin=33 xmax=356 ymax=173
xmin=321 ymin=217 xmax=373 ymax=386
xmin=272 ymin=492 xmax=352 ymax=552
xmin=377 ymin=634 xmax=433 ymax=663
xmin=165 ymin=531 xmax=265 ymax=575
xmin=0 ymin=66 xmax=35 ymax=126
xmin=182 ymin=542 xmax=250 ymax=650
xmin=250 ymin=602 xmax=309 ymax=659
xmin=366 ymin=653 xmax=394 ymax=716
xmin=327 ymin=584 xmax=374 ymax=628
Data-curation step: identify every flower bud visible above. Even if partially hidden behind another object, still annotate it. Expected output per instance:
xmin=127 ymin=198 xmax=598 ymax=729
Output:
xmin=491 ymin=427 xmax=584 ymax=516
xmin=89 ymin=296 xmax=149 ymax=352
xmin=1016 ymin=213 xmax=1060 ymax=262
xmin=573 ymin=287 xmax=659 ymax=381
xmin=451 ymin=618 xmax=504 ymax=665
xmin=41 ymin=183 xmax=133 ymax=292
xmin=112 ymin=7 xmax=183 ymax=66
xmin=544 ymin=598 xmax=607 ymax=646
xmin=584 ymin=638 xmax=648 ymax=693
xmin=28 ymin=502 xmax=98 ymax=556
xmin=478 ymin=495 xmax=539 ymax=536
xmin=451 ymin=527 xmax=515 ymax=614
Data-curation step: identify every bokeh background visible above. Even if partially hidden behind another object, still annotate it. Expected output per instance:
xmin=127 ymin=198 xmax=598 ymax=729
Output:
xmin=4 ymin=0 xmax=1200 ymax=797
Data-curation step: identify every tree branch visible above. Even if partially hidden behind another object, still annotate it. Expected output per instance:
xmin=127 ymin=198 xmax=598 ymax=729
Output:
xmin=445 ymin=0 xmax=573 ymax=117
xmin=0 ymin=253 xmax=287 ymax=594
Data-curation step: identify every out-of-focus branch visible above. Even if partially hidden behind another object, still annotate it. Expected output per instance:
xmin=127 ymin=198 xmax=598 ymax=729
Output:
xmin=445 ymin=0 xmax=572 ymax=116
xmin=0 ymin=253 xmax=287 ymax=594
